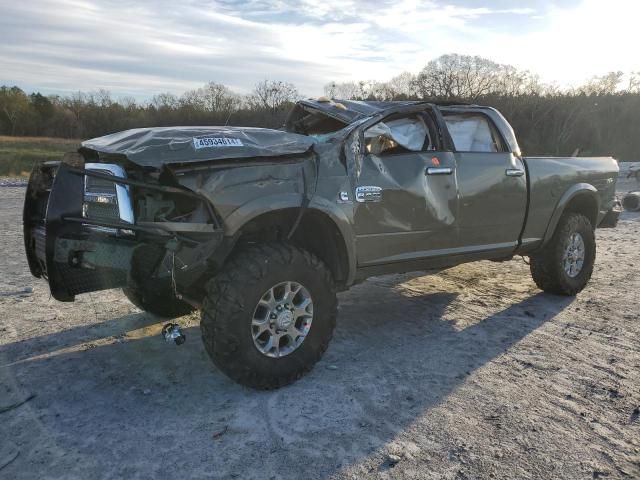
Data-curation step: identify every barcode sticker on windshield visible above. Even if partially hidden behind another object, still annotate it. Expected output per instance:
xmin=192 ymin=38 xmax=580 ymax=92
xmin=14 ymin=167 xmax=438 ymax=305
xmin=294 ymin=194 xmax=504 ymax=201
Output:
xmin=193 ymin=137 xmax=244 ymax=149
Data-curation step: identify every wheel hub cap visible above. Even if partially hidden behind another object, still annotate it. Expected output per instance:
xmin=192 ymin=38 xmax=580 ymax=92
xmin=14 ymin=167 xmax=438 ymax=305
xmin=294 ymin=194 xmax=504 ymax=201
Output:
xmin=276 ymin=310 xmax=294 ymax=330
xmin=251 ymin=281 xmax=314 ymax=358
xmin=562 ymin=232 xmax=585 ymax=278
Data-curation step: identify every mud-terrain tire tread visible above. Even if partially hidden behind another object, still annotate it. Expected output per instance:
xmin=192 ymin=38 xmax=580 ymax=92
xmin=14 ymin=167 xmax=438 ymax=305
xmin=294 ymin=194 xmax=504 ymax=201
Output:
xmin=123 ymin=281 xmax=194 ymax=318
xmin=529 ymin=213 xmax=596 ymax=296
xmin=200 ymin=242 xmax=337 ymax=390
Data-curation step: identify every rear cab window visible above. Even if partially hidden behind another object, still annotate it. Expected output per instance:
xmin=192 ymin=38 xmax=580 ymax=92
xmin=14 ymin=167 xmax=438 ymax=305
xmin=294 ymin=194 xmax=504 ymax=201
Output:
xmin=443 ymin=112 xmax=507 ymax=153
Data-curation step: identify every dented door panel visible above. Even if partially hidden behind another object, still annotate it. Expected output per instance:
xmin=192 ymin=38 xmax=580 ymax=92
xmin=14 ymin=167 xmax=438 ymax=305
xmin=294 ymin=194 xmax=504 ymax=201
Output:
xmin=353 ymin=151 xmax=458 ymax=266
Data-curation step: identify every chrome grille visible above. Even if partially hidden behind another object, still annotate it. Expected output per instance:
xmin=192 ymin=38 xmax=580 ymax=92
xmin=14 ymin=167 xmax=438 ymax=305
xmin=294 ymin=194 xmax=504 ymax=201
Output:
xmin=84 ymin=201 xmax=120 ymax=221
xmin=85 ymin=175 xmax=117 ymax=195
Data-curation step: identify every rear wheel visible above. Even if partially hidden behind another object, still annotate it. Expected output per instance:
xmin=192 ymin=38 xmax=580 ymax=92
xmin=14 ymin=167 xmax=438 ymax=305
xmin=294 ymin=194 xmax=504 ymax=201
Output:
xmin=200 ymin=243 xmax=337 ymax=389
xmin=529 ymin=213 xmax=596 ymax=296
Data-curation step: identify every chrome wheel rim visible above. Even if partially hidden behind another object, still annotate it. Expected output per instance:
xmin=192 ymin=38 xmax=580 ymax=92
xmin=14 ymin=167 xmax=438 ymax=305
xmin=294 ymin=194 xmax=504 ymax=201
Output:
xmin=251 ymin=281 xmax=313 ymax=358
xmin=562 ymin=232 xmax=585 ymax=278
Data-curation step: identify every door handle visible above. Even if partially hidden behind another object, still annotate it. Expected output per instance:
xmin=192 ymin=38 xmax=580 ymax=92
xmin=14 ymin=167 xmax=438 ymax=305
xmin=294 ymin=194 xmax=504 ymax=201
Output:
xmin=426 ymin=167 xmax=453 ymax=175
xmin=505 ymin=168 xmax=525 ymax=177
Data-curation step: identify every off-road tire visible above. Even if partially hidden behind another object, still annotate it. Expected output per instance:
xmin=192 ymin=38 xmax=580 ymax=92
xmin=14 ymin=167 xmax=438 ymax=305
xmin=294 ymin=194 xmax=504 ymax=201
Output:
xmin=529 ymin=213 xmax=596 ymax=296
xmin=123 ymin=280 xmax=194 ymax=318
xmin=200 ymin=243 xmax=337 ymax=389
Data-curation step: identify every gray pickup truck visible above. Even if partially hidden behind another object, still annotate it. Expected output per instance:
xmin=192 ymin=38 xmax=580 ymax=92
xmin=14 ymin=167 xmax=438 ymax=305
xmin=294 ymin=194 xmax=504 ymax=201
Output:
xmin=23 ymin=99 xmax=620 ymax=389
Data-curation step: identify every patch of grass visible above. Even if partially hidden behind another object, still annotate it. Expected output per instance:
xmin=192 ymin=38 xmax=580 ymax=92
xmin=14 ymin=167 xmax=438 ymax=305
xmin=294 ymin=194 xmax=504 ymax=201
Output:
xmin=0 ymin=136 xmax=81 ymax=177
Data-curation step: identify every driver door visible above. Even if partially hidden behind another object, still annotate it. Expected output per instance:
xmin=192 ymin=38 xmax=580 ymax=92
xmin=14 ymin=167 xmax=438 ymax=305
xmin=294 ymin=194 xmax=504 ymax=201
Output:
xmin=352 ymin=109 xmax=458 ymax=267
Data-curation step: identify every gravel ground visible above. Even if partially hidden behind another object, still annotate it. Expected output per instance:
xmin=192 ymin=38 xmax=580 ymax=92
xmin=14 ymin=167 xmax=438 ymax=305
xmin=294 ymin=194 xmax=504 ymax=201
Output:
xmin=0 ymin=177 xmax=27 ymax=187
xmin=1 ymin=180 xmax=639 ymax=480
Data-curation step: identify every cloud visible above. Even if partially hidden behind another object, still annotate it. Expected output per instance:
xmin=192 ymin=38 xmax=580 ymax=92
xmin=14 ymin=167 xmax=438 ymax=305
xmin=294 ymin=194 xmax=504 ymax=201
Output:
xmin=0 ymin=0 xmax=638 ymax=99
xmin=491 ymin=0 xmax=640 ymax=87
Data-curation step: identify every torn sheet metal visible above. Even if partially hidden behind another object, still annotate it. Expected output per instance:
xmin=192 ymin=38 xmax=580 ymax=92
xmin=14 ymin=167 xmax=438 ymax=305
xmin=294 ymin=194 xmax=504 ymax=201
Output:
xmin=176 ymin=155 xmax=316 ymax=223
xmin=295 ymin=99 xmax=428 ymax=124
xmin=81 ymin=127 xmax=315 ymax=168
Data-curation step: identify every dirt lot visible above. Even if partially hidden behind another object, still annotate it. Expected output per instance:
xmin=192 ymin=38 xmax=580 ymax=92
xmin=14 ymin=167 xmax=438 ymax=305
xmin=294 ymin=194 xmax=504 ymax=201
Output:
xmin=1 ymin=181 xmax=639 ymax=480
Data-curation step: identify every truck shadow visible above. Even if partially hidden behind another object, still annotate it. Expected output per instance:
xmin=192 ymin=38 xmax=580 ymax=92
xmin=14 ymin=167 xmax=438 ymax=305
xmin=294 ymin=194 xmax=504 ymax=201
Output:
xmin=0 ymin=283 xmax=573 ymax=479
xmin=619 ymin=211 xmax=640 ymax=223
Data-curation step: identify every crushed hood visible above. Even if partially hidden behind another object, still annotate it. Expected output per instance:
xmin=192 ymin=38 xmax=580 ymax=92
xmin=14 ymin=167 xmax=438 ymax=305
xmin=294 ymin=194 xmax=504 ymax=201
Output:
xmin=81 ymin=126 xmax=315 ymax=167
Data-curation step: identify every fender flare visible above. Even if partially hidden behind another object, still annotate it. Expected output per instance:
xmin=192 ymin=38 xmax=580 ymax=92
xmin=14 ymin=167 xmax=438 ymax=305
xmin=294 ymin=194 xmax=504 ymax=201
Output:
xmin=542 ymin=183 xmax=600 ymax=245
xmin=224 ymin=193 xmax=358 ymax=285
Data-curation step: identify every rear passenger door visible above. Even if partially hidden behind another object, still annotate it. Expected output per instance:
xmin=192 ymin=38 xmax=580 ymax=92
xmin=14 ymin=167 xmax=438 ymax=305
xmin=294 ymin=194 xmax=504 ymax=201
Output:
xmin=443 ymin=110 xmax=527 ymax=255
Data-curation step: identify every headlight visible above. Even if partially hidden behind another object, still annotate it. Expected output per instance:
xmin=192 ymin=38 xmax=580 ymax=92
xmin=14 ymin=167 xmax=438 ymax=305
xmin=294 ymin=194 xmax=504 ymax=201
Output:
xmin=83 ymin=163 xmax=134 ymax=227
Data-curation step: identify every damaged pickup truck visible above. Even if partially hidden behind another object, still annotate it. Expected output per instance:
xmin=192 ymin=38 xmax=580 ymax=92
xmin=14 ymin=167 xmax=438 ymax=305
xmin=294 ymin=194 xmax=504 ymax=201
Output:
xmin=23 ymin=99 xmax=620 ymax=389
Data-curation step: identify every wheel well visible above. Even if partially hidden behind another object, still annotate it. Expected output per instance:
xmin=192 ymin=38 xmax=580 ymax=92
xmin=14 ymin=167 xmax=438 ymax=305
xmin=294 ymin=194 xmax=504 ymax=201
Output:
xmin=234 ymin=209 xmax=350 ymax=287
xmin=564 ymin=193 xmax=598 ymax=228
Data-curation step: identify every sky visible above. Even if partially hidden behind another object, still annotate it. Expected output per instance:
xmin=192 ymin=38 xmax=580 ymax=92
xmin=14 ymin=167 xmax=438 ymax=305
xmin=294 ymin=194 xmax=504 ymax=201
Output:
xmin=0 ymin=0 xmax=638 ymax=100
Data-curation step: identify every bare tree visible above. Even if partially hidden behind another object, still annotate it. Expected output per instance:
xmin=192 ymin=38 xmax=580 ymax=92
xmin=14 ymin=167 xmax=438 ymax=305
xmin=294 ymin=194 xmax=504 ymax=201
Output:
xmin=151 ymin=92 xmax=179 ymax=110
xmin=94 ymin=89 xmax=113 ymax=108
xmin=627 ymin=72 xmax=640 ymax=93
xmin=324 ymin=82 xmax=337 ymax=98
xmin=120 ymin=96 xmax=137 ymax=110
xmin=249 ymin=80 xmax=298 ymax=115
xmin=63 ymin=91 xmax=88 ymax=137
xmin=323 ymin=81 xmax=364 ymax=100
xmin=387 ymin=72 xmax=418 ymax=98
xmin=179 ymin=89 xmax=205 ymax=110
xmin=367 ymin=80 xmax=395 ymax=100
xmin=578 ymin=71 xmax=623 ymax=95
xmin=493 ymin=67 xmax=545 ymax=97
xmin=198 ymin=82 xmax=240 ymax=114
xmin=416 ymin=54 xmax=505 ymax=99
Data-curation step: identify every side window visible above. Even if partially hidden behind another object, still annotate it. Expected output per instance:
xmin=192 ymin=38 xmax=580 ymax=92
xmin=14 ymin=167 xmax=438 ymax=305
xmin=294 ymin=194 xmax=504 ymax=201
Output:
xmin=364 ymin=114 xmax=432 ymax=156
xmin=443 ymin=113 xmax=506 ymax=153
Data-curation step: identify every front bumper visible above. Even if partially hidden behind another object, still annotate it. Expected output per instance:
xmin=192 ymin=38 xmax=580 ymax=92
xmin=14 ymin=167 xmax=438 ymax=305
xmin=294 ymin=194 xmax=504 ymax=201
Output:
xmin=23 ymin=161 xmax=223 ymax=301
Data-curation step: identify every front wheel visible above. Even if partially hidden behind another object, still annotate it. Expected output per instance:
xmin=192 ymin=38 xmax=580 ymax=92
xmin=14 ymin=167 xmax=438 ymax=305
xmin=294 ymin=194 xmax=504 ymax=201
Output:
xmin=200 ymin=243 xmax=337 ymax=389
xmin=529 ymin=213 xmax=596 ymax=296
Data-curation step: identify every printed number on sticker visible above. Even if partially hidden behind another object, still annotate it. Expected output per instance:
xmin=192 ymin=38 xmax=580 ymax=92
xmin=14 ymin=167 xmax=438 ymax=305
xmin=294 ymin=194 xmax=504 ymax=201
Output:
xmin=193 ymin=137 xmax=243 ymax=149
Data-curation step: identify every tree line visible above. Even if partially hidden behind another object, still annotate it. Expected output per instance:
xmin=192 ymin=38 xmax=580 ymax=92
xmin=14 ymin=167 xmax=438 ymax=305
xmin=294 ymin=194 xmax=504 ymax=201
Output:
xmin=1 ymin=54 xmax=640 ymax=160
